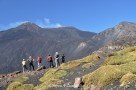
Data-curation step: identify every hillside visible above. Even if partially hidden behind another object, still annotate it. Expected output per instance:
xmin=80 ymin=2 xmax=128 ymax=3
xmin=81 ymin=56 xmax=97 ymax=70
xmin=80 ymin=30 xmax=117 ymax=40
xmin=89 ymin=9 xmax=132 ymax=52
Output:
xmin=89 ymin=21 xmax=136 ymax=52
xmin=1 ymin=21 xmax=136 ymax=74
xmin=1 ymin=46 xmax=136 ymax=90
xmin=0 ymin=22 xmax=96 ymax=74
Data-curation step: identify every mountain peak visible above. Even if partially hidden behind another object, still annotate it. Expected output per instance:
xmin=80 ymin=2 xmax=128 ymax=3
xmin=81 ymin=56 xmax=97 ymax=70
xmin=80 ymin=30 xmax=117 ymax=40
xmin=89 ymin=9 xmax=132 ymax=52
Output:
xmin=16 ymin=22 xmax=42 ymax=31
xmin=115 ymin=21 xmax=136 ymax=30
xmin=118 ymin=21 xmax=136 ymax=25
xmin=21 ymin=22 xmax=38 ymax=26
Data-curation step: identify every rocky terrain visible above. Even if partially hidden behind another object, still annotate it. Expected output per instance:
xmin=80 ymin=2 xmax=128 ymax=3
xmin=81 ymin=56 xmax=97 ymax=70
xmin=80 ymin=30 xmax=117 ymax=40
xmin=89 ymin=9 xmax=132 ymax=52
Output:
xmin=1 ymin=21 xmax=136 ymax=90
xmin=1 ymin=46 xmax=136 ymax=90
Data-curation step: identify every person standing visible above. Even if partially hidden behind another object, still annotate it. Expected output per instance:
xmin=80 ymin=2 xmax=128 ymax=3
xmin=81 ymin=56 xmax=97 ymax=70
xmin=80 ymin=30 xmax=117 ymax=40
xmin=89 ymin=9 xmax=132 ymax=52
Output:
xmin=37 ymin=56 xmax=42 ymax=68
xmin=47 ymin=55 xmax=54 ymax=68
xmin=54 ymin=52 xmax=60 ymax=67
xmin=22 ymin=59 xmax=27 ymax=73
xmin=61 ymin=54 xmax=65 ymax=63
xmin=28 ymin=56 xmax=35 ymax=71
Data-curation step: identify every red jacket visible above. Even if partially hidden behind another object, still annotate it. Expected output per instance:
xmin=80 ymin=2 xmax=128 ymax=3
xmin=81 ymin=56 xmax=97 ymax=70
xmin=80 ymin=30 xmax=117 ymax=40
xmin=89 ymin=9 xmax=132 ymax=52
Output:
xmin=47 ymin=56 xmax=53 ymax=62
xmin=37 ymin=57 xmax=42 ymax=63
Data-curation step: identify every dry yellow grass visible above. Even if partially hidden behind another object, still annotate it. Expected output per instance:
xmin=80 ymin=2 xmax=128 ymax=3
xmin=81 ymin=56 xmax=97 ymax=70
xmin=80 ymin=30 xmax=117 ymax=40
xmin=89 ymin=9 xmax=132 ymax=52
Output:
xmin=7 ymin=81 xmax=34 ymax=90
xmin=120 ymin=72 xmax=136 ymax=87
xmin=82 ymin=46 xmax=136 ymax=90
xmin=60 ymin=60 xmax=82 ymax=69
xmin=34 ymin=68 xmax=67 ymax=90
xmin=60 ymin=54 xmax=100 ymax=69
xmin=103 ymin=46 xmax=136 ymax=65
xmin=6 ymin=75 xmax=34 ymax=90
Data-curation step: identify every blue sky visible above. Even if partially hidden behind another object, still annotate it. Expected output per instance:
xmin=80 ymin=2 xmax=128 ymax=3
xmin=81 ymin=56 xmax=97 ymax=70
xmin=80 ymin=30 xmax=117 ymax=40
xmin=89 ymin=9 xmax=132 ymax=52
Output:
xmin=0 ymin=0 xmax=136 ymax=32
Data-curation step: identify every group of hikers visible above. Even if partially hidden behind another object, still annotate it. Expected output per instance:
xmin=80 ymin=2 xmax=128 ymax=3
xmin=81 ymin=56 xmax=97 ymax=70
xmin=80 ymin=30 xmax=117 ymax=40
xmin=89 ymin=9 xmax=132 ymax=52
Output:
xmin=21 ymin=52 xmax=65 ymax=72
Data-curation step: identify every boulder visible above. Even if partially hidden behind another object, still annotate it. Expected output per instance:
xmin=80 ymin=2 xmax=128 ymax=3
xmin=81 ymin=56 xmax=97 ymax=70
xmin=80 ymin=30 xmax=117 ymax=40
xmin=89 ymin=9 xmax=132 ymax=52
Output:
xmin=74 ymin=77 xmax=82 ymax=88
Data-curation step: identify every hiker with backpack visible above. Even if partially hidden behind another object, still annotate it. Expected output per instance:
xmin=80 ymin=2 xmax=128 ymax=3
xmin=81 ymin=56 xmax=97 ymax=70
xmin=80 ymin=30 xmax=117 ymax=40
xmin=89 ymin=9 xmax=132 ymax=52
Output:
xmin=28 ymin=56 xmax=35 ymax=71
xmin=22 ymin=59 xmax=27 ymax=73
xmin=61 ymin=54 xmax=65 ymax=63
xmin=47 ymin=55 xmax=54 ymax=68
xmin=37 ymin=56 xmax=42 ymax=68
xmin=54 ymin=52 xmax=60 ymax=67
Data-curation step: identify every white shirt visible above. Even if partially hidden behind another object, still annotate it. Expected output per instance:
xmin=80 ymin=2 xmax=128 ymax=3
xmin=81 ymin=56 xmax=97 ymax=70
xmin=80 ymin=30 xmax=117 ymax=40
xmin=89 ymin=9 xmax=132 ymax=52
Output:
xmin=22 ymin=60 xmax=26 ymax=66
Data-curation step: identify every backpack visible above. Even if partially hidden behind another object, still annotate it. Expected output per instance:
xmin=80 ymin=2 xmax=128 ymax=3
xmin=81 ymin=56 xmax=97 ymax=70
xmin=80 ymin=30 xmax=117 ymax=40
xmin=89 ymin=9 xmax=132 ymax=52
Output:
xmin=38 ymin=57 xmax=42 ymax=63
xmin=56 ymin=54 xmax=59 ymax=58
xmin=47 ymin=56 xmax=52 ymax=62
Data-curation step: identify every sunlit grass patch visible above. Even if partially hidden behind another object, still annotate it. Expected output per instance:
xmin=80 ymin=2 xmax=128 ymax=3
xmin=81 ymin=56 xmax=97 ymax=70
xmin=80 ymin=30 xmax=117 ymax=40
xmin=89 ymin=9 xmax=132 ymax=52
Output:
xmin=81 ymin=54 xmax=100 ymax=63
xmin=82 ymin=62 xmax=95 ymax=69
xmin=103 ymin=47 xmax=136 ymax=65
xmin=7 ymin=82 xmax=34 ymax=90
xmin=120 ymin=72 xmax=136 ymax=87
xmin=83 ymin=61 xmax=136 ymax=90
xmin=117 ymin=47 xmax=136 ymax=55
xmin=7 ymin=75 xmax=32 ymax=90
xmin=81 ymin=54 xmax=100 ymax=69
xmin=60 ymin=54 xmax=100 ymax=69
xmin=39 ymin=68 xmax=67 ymax=82
xmin=7 ymin=82 xmax=22 ymax=90
xmin=34 ymin=68 xmax=67 ymax=90
xmin=13 ymin=76 xmax=29 ymax=83
xmin=60 ymin=60 xmax=82 ymax=69
xmin=83 ymin=65 xmax=122 ymax=90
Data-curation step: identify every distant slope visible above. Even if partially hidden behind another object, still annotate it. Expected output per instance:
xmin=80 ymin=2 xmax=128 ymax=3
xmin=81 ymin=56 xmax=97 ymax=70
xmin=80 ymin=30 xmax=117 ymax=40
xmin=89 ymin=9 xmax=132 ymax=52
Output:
xmin=88 ymin=21 xmax=136 ymax=52
xmin=0 ymin=22 xmax=96 ymax=74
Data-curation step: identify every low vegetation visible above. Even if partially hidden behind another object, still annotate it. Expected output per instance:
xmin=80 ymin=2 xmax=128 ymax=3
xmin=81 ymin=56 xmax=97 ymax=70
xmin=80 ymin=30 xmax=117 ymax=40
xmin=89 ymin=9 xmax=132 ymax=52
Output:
xmin=120 ymin=72 xmax=136 ymax=87
xmin=6 ymin=54 xmax=100 ymax=90
xmin=83 ymin=62 xmax=136 ymax=89
xmin=6 ymin=75 xmax=34 ymax=90
xmin=60 ymin=60 xmax=82 ymax=69
xmin=34 ymin=68 xmax=68 ymax=90
xmin=7 ymin=46 xmax=136 ymax=90
xmin=60 ymin=54 xmax=100 ymax=69
xmin=83 ymin=46 xmax=136 ymax=90
xmin=82 ymin=62 xmax=95 ymax=68
xmin=13 ymin=76 xmax=29 ymax=83
xmin=103 ymin=46 xmax=136 ymax=65
xmin=7 ymin=82 xmax=34 ymax=90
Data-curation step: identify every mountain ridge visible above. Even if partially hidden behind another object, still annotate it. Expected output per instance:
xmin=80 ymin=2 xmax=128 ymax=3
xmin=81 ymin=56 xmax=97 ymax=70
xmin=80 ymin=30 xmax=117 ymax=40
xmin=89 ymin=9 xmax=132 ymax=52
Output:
xmin=0 ymin=21 xmax=136 ymax=74
xmin=0 ymin=22 xmax=96 ymax=74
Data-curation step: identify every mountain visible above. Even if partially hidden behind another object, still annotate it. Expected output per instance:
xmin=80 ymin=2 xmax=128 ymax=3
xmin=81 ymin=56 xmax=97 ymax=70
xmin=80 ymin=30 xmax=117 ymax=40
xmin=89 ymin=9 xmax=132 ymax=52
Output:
xmin=2 ymin=21 xmax=136 ymax=90
xmin=1 ymin=21 xmax=136 ymax=74
xmin=88 ymin=21 xmax=136 ymax=52
xmin=0 ymin=22 xmax=96 ymax=74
